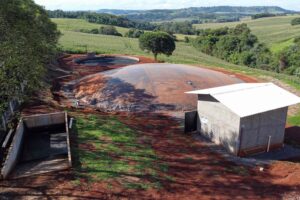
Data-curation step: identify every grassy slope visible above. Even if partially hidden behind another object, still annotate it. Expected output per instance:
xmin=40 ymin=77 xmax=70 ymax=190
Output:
xmin=73 ymin=114 xmax=165 ymax=189
xmin=53 ymin=18 xmax=129 ymax=35
xmin=53 ymin=18 xmax=300 ymax=125
xmin=194 ymin=15 xmax=300 ymax=53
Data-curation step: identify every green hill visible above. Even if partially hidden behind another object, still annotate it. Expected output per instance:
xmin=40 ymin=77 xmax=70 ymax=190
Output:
xmin=194 ymin=15 xmax=300 ymax=52
xmin=52 ymin=18 xmax=130 ymax=35
xmin=98 ymin=6 xmax=295 ymax=22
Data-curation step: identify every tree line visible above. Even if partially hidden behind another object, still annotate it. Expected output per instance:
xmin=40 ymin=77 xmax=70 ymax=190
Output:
xmin=79 ymin=26 xmax=123 ymax=37
xmin=0 ymin=0 xmax=59 ymax=113
xmin=48 ymin=10 xmax=156 ymax=31
xmin=124 ymin=6 xmax=291 ymax=22
xmin=251 ymin=13 xmax=286 ymax=20
xmin=192 ymin=24 xmax=300 ymax=76
xmin=49 ymin=10 xmax=207 ymax=35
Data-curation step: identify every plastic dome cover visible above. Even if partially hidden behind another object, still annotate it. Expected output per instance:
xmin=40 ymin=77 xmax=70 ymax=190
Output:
xmin=74 ymin=63 xmax=244 ymax=112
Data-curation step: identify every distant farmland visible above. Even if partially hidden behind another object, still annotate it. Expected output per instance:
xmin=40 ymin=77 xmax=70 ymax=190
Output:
xmin=194 ymin=15 xmax=300 ymax=52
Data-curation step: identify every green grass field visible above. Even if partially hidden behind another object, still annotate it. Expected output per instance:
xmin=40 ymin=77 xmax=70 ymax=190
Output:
xmin=72 ymin=114 xmax=165 ymax=189
xmin=52 ymin=18 xmax=130 ymax=35
xmin=53 ymin=18 xmax=300 ymax=125
xmin=194 ymin=15 xmax=300 ymax=53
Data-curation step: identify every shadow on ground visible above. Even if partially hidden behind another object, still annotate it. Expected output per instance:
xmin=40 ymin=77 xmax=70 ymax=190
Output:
xmin=1 ymin=113 xmax=300 ymax=199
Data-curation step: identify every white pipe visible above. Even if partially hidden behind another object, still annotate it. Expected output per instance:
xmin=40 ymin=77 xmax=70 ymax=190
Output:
xmin=69 ymin=118 xmax=74 ymax=129
xmin=267 ymin=136 xmax=272 ymax=152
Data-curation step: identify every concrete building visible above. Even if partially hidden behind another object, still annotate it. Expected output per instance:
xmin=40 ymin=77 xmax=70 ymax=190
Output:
xmin=186 ymin=83 xmax=300 ymax=156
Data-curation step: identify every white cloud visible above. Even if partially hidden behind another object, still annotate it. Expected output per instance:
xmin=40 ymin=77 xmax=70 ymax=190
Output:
xmin=34 ymin=0 xmax=300 ymax=11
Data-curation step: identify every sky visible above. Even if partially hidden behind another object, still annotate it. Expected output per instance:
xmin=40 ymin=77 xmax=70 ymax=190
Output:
xmin=34 ymin=0 xmax=300 ymax=11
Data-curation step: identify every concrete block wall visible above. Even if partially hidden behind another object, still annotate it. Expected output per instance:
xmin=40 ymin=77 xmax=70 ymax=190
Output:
xmin=197 ymin=95 xmax=241 ymax=155
xmin=239 ymin=107 xmax=288 ymax=154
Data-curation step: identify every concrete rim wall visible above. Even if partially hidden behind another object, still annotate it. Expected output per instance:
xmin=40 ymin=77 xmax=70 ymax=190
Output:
xmin=1 ymin=119 xmax=25 ymax=179
xmin=1 ymin=112 xmax=71 ymax=179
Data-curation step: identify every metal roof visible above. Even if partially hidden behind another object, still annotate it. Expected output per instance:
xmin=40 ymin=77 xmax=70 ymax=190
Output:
xmin=186 ymin=83 xmax=300 ymax=117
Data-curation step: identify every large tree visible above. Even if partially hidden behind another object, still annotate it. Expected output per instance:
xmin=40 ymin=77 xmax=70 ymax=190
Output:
xmin=139 ymin=32 xmax=176 ymax=60
xmin=0 ymin=0 xmax=60 ymax=113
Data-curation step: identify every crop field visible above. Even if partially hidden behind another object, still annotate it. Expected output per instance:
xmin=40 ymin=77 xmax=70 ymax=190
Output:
xmin=194 ymin=15 xmax=300 ymax=52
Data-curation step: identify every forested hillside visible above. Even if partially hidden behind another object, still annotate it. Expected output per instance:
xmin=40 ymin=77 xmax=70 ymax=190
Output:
xmin=98 ymin=6 xmax=295 ymax=22
xmin=192 ymin=23 xmax=300 ymax=76
xmin=0 ymin=0 xmax=59 ymax=112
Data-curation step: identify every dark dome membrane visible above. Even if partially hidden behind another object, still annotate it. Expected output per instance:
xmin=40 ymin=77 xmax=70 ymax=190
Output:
xmin=75 ymin=56 xmax=139 ymax=66
xmin=75 ymin=63 xmax=244 ymax=112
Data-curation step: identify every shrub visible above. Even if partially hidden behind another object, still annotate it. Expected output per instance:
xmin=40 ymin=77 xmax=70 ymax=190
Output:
xmin=193 ymin=24 xmax=273 ymax=69
xmin=291 ymin=18 xmax=300 ymax=26
xmin=125 ymin=29 xmax=144 ymax=38
xmin=99 ymin=26 xmax=122 ymax=37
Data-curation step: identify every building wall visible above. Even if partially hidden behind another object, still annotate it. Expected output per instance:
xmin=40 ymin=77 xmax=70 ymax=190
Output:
xmin=197 ymin=95 xmax=241 ymax=155
xmin=239 ymin=107 xmax=288 ymax=155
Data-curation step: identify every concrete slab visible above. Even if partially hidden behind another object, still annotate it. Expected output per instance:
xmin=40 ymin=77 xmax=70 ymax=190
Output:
xmin=250 ymin=145 xmax=300 ymax=161
xmin=9 ymin=157 xmax=69 ymax=179
xmin=194 ymin=132 xmax=300 ymax=167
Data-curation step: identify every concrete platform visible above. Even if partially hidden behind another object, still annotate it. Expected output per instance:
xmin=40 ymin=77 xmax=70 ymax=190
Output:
xmin=250 ymin=145 xmax=300 ymax=161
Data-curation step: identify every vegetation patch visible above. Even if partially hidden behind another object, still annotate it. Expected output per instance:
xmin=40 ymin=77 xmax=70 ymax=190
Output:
xmin=72 ymin=114 xmax=166 ymax=189
xmin=288 ymin=112 xmax=300 ymax=126
xmin=291 ymin=18 xmax=300 ymax=26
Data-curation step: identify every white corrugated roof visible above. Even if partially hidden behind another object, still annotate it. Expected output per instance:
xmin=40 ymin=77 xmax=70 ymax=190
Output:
xmin=186 ymin=83 xmax=300 ymax=117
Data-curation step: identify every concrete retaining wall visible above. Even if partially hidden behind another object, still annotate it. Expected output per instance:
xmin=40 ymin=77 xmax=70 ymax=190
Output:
xmin=1 ymin=120 xmax=25 ymax=179
xmin=24 ymin=112 xmax=65 ymax=129
xmin=1 ymin=112 xmax=71 ymax=179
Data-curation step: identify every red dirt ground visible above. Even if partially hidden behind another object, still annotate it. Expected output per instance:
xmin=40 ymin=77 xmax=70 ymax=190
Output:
xmin=2 ymin=54 xmax=300 ymax=200
xmin=1 ymin=112 xmax=300 ymax=199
